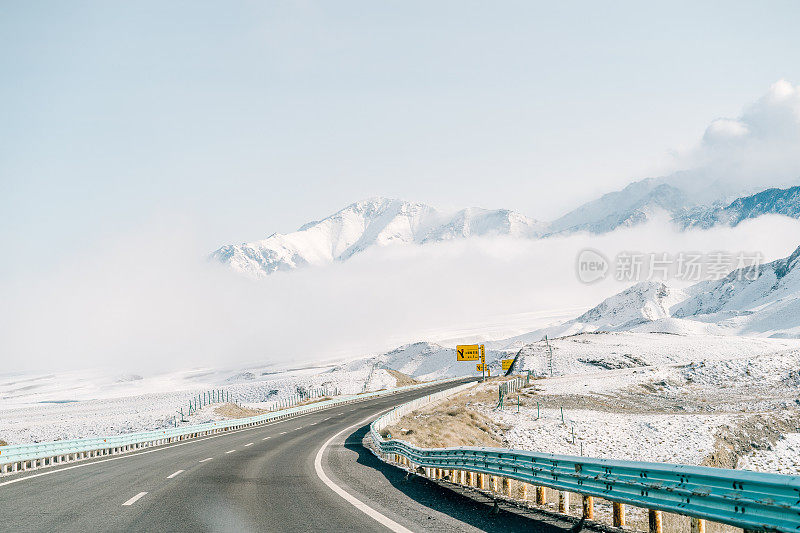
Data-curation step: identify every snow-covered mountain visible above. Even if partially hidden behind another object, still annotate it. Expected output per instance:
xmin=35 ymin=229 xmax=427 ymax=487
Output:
xmin=672 ymin=245 xmax=800 ymax=337
xmin=212 ymin=182 xmax=800 ymax=279
xmin=571 ymin=281 xmax=686 ymax=329
xmin=675 ymin=185 xmax=800 ymax=229
xmin=494 ymin=281 xmax=694 ymax=350
xmin=498 ymin=245 xmax=800 ymax=348
xmin=547 ymin=179 xmax=694 ymax=235
xmin=547 ymin=178 xmax=800 ymax=235
xmin=212 ymin=198 xmax=546 ymax=277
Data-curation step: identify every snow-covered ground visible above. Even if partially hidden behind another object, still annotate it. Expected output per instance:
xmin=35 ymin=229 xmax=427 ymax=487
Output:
xmin=475 ymin=332 xmax=800 ymax=474
xmin=738 ymin=434 xmax=800 ymax=475
xmin=489 ymin=406 xmax=732 ymax=465
xmin=512 ymin=331 xmax=800 ymax=383
xmin=0 ymin=362 xmax=400 ymax=444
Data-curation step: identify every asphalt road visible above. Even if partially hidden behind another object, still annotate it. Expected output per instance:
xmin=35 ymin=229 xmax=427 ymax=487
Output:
xmin=0 ymin=381 xmax=582 ymax=532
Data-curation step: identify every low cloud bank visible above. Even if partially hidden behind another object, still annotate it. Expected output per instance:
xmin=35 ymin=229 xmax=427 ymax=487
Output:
xmin=2 ymin=214 xmax=800 ymax=375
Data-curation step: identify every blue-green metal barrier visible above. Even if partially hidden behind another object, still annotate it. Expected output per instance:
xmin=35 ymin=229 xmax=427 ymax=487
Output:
xmin=0 ymin=378 xmax=463 ymax=473
xmin=371 ymin=382 xmax=800 ymax=533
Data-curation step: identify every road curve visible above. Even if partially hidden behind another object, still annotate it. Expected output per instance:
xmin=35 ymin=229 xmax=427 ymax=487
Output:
xmin=0 ymin=380 xmax=580 ymax=532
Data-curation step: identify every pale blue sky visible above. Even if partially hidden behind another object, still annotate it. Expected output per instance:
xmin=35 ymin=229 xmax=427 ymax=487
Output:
xmin=3 ymin=1 xmax=800 ymax=276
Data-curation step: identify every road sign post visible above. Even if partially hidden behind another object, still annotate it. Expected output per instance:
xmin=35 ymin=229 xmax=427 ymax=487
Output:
xmin=480 ymin=345 xmax=485 ymax=382
xmin=457 ymin=344 xmax=486 ymax=382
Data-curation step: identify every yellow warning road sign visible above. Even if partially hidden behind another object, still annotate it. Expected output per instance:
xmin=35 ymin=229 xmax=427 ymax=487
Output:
xmin=501 ymin=359 xmax=514 ymax=371
xmin=457 ymin=345 xmax=481 ymax=361
xmin=476 ymin=363 xmax=486 ymax=372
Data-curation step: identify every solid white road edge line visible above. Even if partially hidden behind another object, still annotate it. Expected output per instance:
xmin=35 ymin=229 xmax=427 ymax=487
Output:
xmin=122 ymin=492 xmax=148 ymax=506
xmin=314 ymin=411 xmax=412 ymax=533
xmin=167 ymin=470 xmax=184 ymax=479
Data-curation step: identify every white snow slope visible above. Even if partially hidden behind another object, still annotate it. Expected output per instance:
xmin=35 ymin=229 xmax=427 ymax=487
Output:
xmin=495 ymin=244 xmax=800 ymax=348
xmin=211 ymin=198 xmax=546 ymax=277
xmin=330 ymin=341 xmax=506 ymax=382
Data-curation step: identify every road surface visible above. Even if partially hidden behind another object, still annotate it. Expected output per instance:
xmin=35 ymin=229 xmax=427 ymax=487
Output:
xmin=0 ymin=381 xmax=583 ymax=532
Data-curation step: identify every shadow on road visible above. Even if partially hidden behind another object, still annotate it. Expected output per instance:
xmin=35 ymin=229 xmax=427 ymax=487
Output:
xmin=342 ymin=424 xmax=584 ymax=533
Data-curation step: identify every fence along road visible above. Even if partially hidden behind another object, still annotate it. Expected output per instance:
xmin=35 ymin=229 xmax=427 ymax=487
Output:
xmin=0 ymin=378 xmax=588 ymax=533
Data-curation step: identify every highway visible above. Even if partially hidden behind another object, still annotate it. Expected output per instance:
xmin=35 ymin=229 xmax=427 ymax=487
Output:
xmin=0 ymin=381 xmax=582 ymax=532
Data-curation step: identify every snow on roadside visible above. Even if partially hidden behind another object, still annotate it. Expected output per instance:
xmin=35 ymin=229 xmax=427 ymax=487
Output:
xmin=484 ymin=406 xmax=731 ymax=465
xmin=515 ymin=332 xmax=800 ymax=380
xmin=0 ymin=365 xmax=400 ymax=444
xmin=738 ymin=434 xmax=800 ymax=475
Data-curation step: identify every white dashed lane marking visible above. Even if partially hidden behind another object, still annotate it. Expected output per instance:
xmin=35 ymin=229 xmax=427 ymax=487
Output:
xmin=199 ymin=458 xmax=213 ymax=463
xmin=122 ymin=492 xmax=148 ymax=506
xmin=244 ymin=443 xmax=254 ymax=447
xmin=225 ymin=450 xmax=236 ymax=454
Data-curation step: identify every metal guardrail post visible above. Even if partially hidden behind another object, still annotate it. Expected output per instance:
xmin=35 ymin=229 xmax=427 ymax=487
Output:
xmin=613 ymin=502 xmax=625 ymax=527
xmin=535 ymin=486 xmax=546 ymax=505
xmin=648 ymin=509 xmax=663 ymax=533
xmin=558 ymin=491 xmax=569 ymax=513
xmin=582 ymin=494 xmax=594 ymax=520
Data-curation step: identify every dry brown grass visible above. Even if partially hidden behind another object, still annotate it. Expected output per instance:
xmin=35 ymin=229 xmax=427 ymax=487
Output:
xmin=384 ymin=369 xmax=419 ymax=387
xmin=213 ymin=396 xmax=334 ymax=420
xmin=384 ymin=379 xmax=744 ymax=533
xmin=384 ymin=382 xmax=513 ymax=448
xmin=213 ymin=403 xmax=268 ymax=419
xmin=298 ymin=396 xmax=332 ymax=406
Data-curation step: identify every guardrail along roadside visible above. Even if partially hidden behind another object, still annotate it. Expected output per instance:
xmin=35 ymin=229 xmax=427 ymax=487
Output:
xmin=370 ymin=380 xmax=800 ymax=533
xmin=0 ymin=378 xmax=462 ymax=476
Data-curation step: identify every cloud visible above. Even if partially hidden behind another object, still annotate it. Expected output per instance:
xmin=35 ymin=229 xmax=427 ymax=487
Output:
xmin=668 ymin=80 xmax=800 ymax=202
xmin=2 ymin=214 xmax=799 ymax=375
xmin=702 ymin=118 xmax=749 ymax=144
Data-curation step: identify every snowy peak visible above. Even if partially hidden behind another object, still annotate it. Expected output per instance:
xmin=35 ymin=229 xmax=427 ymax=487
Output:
xmin=548 ymin=179 xmax=693 ymax=235
xmin=575 ymin=281 xmax=684 ymax=330
xmin=212 ymin=198 xmax=545 ymax=277
xmin=502 ymin=245 xmax=800 ymax=343
xmin=726 ymin=186 xmax=800 ymax=225
xmin=422 ymin=207 xmax=544 ymax=242
xmin=674 ymin=245 xmax=800 ymax=319
xmin=676 ymin=185 xmax=800 ymax=229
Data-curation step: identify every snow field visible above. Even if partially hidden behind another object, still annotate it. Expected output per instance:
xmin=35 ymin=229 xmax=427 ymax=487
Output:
xmin=485 ymin=405 xmax=731 ymax=465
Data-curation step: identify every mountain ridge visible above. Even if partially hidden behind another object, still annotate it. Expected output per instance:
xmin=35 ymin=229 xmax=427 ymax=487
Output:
xmin=496 ymin=244 xmax=800 ymax=347
xmin=213 ymin=182 xmax=800 ymax=277
xmin=212 ymin=197 xmax=546 ymax=278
